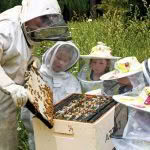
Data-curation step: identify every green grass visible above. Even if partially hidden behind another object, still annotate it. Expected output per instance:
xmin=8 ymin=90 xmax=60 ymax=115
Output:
xmin=17 ymin=109 xmax=29 ymax=150
xmin=18 ymin=12 xmax=150 ymax=149
xmin=33 ymin=12 xmax=150 ymax=62
xmin=69 ymin=15 xmax=150 ymax=62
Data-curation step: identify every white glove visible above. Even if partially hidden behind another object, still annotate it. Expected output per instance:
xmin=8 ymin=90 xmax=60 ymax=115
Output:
xmin=5 ymin=84 xmax=28 ymax=107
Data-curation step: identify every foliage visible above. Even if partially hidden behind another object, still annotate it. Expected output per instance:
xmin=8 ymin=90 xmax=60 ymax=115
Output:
xmin=32 ymin=41 xmax=54 ymax=59
xmin=17 ymin=109 xmax=29 ymax=150
xmin=58 ymin=0 xmax=90 ymax=21
xmin=127 ymin=0 xmax=150 ymax=19
xmin=100 ymin=0 xmax=129 ymax=14
xmin=69 ymin=14 xmax=150 ymax=74
xmin=1 ymin=0 xmax=149 ymax=20
xmin=0 ymin=0 xmax=22 ymax=13
xmin=99 ymin=0 xmax=150 ymax=20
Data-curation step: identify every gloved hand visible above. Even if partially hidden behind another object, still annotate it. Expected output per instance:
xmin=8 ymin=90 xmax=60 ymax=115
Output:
xmin=4 ymin=84 xmax=28 ymax=107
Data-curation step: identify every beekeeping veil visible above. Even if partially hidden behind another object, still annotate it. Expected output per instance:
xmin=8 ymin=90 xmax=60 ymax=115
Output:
xmin=100 ymin=56 xmax=145 ymax=95
xmin=110 ymin=59 xmax=150 ymax=150
xmin=20 ymin=0 xmax=71 ymax=45
xmin=112 ymin=75 xmax=150 ymax=150
xmin=40 ymin=41 xmax=80 ymax=77
xmin=78 ymin=42 xmax=120 ymax=93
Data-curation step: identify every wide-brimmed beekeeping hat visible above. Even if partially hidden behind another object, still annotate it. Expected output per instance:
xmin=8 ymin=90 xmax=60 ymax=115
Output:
xmin=80 ymin=42 xmax=120 ymax=60
xmin=100 ymin=56 xmax=142 ymax=81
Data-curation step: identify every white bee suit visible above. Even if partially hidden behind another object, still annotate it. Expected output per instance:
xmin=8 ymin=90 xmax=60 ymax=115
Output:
xmin=40 ymin=41 xmax=82 ymax=104
xmin=0 ymin=0 xmax=61 ymax=149
xmin=112 ymin=72 xmax=150 ymax=150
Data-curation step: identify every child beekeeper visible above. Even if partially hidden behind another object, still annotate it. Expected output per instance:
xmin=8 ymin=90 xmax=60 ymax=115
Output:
xmin=101 ymin=56 xmax=149 ymax=150
xmin=40 ymin=41 xmax=82 ymax=104
xmin=78 ymin=41 xmax=119 ymax=94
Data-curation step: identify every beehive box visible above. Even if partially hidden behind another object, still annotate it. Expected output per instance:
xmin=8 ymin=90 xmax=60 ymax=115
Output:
xmin=32 ymin=94 xmax=117 ymax=150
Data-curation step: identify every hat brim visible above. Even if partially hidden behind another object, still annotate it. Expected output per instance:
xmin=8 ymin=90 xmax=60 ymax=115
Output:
xmin=113 ymin=95 xmax=150 ymax=113
xmin=100 ymin=67 xmax=142 ymax=80
xmin=80 ymin=55 xmax=120 ymax=60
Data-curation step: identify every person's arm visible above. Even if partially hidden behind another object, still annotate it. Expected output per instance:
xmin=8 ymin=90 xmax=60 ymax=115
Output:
xmin=0 ymin=21 xmax=28 ymax=107
xmin=0 ymin=21 xmax=15 ymax=87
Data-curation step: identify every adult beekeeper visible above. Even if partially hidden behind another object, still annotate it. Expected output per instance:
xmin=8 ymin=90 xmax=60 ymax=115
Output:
xmin=0 ymin=0 xmax=71 ymax=149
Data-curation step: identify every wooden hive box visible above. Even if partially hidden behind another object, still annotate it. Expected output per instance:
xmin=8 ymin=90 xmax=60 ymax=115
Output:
xmin=32 ymin=94 xmax=118 ymax=150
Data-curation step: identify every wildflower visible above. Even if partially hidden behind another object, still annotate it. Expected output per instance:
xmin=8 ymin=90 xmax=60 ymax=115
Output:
xmin=17 ymin=127 xmax=21 ymax=131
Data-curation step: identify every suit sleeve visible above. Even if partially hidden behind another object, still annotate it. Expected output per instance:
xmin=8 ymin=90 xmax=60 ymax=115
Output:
xmin=0 ymin=21 xmax=15 ymax=88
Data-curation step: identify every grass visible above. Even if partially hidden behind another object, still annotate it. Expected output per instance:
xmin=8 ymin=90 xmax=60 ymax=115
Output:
xmin=18 ymin=11 xmax=150 ymax=149
xmin=70 ymin=14 xmax=150 ymax=61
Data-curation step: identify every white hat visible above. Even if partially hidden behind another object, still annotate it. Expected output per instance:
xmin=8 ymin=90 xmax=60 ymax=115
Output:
xmin=113 ymin=86 xmax=150 ymax=113
xmin=100 ymin=56 xmax=142 ymax=80
xmin=80 ymin=42 xmax=120 ymax=60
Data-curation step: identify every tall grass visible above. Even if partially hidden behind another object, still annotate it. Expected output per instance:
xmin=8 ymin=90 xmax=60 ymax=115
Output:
xmin=67 ymin=12 xmax=150 ymax=75
xmin=18 ymin=11 xmax=150 ymax=150
xmin=70 ymin=12 xmax=150 ymax=61
xmin=34 ymin=11 xmax=150 ymax=62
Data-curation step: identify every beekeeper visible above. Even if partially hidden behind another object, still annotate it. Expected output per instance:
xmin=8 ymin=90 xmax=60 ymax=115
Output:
xmin=40 ymin=41 xmax=82 ymax=104
xmin=78 ymin=42 xmax=120 ymax=94
xmin=0 ymin=0 xmax=71 ymax=149
xmin=100 ymin=57 xmax=147 ymax=150
xmin=112 ymin=58 xmax=150 ymax=150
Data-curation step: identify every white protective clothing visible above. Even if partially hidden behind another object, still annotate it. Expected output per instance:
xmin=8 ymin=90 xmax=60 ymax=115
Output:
xmin=21 ymin=41 xmax=81 ymax=150
xmin=112 ymin=72 xmax=149 ymax=150
xmin=0 ymin=4 xmax=30 ymax=150
xmin=112 ymin=109 xmax=150 ymax=150
xmin=20 ymin=0 xmax=61 ymax=23
xmin=4 ymin=84 xmax=28 ymax=107
xmin=0 ymin=0 xmax=62 ymax=149
xmin=40 ymin=41 xmax=82 ymax=104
